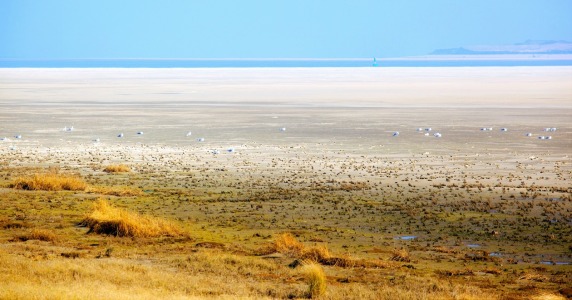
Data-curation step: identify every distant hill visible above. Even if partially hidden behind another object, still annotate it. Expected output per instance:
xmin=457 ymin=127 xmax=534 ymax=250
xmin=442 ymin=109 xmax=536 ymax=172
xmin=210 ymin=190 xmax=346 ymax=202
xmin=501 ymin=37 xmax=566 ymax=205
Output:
xmin=431 ymin=40 xmax=572 ymax=55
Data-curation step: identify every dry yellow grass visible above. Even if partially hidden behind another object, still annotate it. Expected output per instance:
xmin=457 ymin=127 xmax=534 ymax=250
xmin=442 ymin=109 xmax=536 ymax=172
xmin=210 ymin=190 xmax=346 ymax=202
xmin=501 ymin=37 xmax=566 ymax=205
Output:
xmin=274 ymin=233 xmax=305 ymax=257
xmin=0 ymin=240 xmax=505 ymax=300
xmin=519 ymin=272 xmax=550 ymax=282
xmin=87 ymin=186 xmax=143 ymax=197
xmin=301 ymin=245 xmax=331 ymax=262
xmin=301 ymin=260 xmax=326 ymax=299
xmin=81 ymin=199 xmax=182 ymax=237
xmin=530 ymin=293 xmax=566 ymax=300
xmin=9 ymin=171 xmax=141 ymax=197
xmin=18 ymin=228 xmax=58 ymax=242
xmin=390 ymin=249 xmax=411 ymax=262
xmin=268 ymin=234 xmax=378 ymax=269
xmin=0 ymin=216 xmax=27 ymax=229
xmin=266 ymin=234 xmax=387 ymax=269
xmin=103 ymin=164 xmax=131 ymax=173
xmin=10 ymin=172 xmax=87 ymax=191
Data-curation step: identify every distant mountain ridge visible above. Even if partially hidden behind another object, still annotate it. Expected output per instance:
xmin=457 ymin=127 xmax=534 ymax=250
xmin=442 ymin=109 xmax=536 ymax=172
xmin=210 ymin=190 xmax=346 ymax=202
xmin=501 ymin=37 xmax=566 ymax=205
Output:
xmin=431 ymin=40 xmax=572 ymax=55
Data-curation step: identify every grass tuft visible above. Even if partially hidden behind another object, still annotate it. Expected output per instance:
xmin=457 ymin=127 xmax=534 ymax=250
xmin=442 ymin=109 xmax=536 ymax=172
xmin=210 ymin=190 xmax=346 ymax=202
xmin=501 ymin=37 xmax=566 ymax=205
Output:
xmin=301 ymin=245 xmax=331 ymax=262
xmin=10 ymin=172 xmax=87 ymax=191
xmin=301 ymin=260 xmax=326 ymax=298
xmin=81 ymin=199 xmax=183 ymax=238
xmin=390 ymin=249 xmax=411 ymax=262
xmin=18 ymin=228 xmax=58 ymax=242
xmin=103 ymin=164 xmax=131 ymax=173
xmin=274 ymin=233 xmax=305 ymax=257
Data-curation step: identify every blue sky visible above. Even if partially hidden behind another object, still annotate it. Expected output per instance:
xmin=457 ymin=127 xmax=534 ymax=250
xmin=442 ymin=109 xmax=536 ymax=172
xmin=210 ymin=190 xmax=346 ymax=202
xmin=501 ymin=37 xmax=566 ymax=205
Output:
xmin=1 ymin=0 xmax=571 ymax=59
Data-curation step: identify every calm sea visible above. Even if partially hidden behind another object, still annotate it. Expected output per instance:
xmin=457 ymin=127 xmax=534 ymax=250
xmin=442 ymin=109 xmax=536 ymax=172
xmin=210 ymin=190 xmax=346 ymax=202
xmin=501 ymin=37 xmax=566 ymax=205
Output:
xmin=1 ymin=59 xmax=571 ymax=68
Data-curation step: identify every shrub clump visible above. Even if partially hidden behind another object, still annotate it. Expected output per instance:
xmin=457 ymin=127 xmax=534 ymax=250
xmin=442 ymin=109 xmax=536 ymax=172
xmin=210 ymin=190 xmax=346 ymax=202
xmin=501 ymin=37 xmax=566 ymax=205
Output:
xmin=10 ymin=173 xmax=87 ymax=191
xmin=274 ymin=233 xmax=305 ymax=257
xmin=390 ymin=249 xmax=411 ymax=262
xmin=103 ymin=164 xmax=131 ymax=173
xmin=301 ymin=260 xmax=327 ymax=298
xmin=81 ymin=199 xmax=182 ymax=238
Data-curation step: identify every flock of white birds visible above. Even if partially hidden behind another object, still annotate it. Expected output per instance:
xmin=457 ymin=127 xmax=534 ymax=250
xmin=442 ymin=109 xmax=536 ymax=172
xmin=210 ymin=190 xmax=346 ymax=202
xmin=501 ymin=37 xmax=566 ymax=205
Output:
xmin=0 ymin=125 xmax=560 ymax=149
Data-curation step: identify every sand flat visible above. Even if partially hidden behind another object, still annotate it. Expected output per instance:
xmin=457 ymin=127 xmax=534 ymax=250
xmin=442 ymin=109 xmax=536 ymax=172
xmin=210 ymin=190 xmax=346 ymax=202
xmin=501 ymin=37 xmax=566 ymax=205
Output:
xmin=1 ymin=67 xmax=571 ymax=108
xmin=1 ymin=67 xmax=571 ymax=149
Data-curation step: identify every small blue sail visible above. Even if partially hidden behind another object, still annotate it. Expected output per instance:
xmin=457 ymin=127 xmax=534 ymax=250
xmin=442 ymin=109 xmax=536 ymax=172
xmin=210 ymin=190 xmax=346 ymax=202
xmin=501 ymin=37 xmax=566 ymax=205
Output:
xmin=372 ymin=57 xmax=378 ymax=67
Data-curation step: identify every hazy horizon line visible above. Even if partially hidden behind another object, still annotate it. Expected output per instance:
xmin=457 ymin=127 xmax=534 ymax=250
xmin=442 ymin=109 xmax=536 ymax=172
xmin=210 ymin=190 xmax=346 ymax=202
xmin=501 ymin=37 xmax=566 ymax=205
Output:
xmin=4 ymin=53 xmax=572 ymax=61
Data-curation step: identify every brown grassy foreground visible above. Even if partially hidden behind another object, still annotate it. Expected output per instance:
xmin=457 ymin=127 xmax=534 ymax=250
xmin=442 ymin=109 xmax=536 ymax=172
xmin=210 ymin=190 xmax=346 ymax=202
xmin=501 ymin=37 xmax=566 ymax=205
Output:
xmin=0 ymin=143 xmax=570 ymax=299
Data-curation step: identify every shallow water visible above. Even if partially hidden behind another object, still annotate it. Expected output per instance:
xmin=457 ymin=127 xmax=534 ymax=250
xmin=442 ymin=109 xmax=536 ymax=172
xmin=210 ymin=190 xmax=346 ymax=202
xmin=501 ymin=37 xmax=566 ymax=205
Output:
xmin=540 ymin=261 xmax=571 ymax=265
xmin=396 ymin=236 xmax=417 ymax=240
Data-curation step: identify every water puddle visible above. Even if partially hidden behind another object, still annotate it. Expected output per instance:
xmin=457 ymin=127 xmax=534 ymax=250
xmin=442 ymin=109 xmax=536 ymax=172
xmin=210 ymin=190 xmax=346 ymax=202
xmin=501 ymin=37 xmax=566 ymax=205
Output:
xmin=395 ymin=235 xmax=417 ymax=240
xmin=540 ymin=261 xmax=571 ymax=265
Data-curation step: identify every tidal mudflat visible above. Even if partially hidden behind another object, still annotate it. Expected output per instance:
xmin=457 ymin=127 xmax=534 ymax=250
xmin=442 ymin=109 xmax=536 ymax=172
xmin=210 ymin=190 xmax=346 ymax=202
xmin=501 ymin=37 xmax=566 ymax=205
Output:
xmin=0 ymin=67 xmax=571 ymax=299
